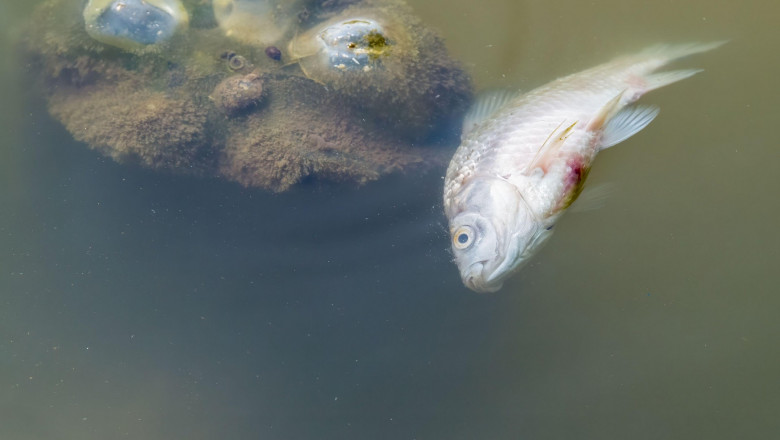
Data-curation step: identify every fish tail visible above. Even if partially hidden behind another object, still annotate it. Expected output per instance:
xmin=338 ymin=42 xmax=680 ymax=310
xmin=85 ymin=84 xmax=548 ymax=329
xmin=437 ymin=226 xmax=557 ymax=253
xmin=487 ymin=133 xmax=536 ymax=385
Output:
xmin=620 ymin=41 xmax=726 ymax=96
xmin=638 ymin=41 xmax=728 ymax=63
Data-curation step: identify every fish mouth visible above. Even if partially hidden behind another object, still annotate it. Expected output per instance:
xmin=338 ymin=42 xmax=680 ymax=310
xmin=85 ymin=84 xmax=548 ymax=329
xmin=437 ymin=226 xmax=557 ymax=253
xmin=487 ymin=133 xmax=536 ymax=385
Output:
xmin=463 ymin=261 xmax=502 ymax=293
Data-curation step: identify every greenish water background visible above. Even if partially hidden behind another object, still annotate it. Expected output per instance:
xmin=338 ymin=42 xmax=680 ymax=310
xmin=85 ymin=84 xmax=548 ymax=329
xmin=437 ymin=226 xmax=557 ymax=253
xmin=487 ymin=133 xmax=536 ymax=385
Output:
xmin=1 ymin=1 xmax=779 ymax=439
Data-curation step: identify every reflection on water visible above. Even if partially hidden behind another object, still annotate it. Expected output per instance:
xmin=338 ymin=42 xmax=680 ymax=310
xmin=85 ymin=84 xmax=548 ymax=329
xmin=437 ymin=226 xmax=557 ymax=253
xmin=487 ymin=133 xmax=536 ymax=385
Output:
xmin=2 ymin=0 xmax=779 ymax=439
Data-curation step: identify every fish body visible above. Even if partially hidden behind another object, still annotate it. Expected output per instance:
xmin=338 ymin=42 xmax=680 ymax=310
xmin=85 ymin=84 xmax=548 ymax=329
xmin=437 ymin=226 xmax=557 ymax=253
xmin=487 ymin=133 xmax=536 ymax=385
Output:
xmin=443 ymin=43 xmax=723 ymax=293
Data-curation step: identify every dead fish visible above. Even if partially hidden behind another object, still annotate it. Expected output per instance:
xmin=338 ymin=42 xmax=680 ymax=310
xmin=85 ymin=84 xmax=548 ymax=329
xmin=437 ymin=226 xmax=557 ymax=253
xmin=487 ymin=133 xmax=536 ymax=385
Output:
xmin=443 ymin=42 xmax=724 ymax=293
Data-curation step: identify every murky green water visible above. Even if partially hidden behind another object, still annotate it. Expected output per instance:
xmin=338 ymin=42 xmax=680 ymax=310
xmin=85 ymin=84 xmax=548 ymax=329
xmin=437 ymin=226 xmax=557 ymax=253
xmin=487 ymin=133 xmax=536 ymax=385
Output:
xmin=2 ymin=1 xmax=779 ymax=439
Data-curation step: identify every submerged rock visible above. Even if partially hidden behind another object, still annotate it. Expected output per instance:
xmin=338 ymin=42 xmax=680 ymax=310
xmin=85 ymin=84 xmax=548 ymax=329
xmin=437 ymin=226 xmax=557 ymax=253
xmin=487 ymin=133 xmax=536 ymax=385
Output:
xmin=211 ymin=71 xmax=265 ymax=114
xmin=49 ymin=85 xmax=210 ymax=171
xmin=22 ymin=0 xmax=472 ymax=192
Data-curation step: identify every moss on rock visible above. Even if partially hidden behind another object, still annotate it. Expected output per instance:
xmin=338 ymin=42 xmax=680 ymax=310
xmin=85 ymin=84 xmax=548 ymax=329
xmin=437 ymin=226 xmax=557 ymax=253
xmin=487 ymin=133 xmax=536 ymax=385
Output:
xmin=21 ymin=0 xmax=472 ymax=192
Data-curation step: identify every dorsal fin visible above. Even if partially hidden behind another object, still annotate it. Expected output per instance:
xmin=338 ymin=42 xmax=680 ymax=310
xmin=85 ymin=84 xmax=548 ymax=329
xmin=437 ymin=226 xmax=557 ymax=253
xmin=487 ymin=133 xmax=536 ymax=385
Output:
xmin=461 ymin=90 xmax=518 ymax=137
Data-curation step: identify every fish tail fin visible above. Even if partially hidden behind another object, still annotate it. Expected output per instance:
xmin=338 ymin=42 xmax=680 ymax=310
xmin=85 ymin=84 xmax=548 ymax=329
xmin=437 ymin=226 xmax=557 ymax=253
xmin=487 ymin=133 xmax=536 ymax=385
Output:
xmin=617 ymin=41 xmax=725 ymax=101
xmin=639 ymin=41 xmax=728 ymax=63
xmin=635 ymin=41 xmax=727 ymax=85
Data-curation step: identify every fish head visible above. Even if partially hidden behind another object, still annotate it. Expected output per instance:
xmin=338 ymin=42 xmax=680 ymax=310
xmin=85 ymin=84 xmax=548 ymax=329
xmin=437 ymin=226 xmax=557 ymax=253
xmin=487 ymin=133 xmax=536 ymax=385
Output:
xmin=448 ymin=178 xmax=552 ymax=293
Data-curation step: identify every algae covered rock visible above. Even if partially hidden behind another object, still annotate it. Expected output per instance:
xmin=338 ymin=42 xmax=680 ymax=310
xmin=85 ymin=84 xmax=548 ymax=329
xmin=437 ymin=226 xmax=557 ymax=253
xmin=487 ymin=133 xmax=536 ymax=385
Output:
xmin=22 ymin=0 xmax=472 ymax=192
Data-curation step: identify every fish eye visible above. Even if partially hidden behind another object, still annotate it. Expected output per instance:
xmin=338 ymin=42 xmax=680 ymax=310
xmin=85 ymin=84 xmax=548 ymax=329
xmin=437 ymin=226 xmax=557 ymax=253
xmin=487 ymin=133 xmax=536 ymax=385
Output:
xmin=452 ymin=226 xmax=475 ymax=250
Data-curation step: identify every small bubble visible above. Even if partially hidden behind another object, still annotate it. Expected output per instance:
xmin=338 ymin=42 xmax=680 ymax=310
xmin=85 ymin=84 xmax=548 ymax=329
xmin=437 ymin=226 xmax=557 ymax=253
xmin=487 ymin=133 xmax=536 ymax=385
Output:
xmin=228 ymin=55 xmax=247 ymax=71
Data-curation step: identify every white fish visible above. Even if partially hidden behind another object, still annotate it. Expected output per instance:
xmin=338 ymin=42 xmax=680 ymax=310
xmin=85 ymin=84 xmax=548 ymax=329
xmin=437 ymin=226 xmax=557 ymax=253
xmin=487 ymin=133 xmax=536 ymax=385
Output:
xmin=443 ymin=42 xmax=723 ymax=293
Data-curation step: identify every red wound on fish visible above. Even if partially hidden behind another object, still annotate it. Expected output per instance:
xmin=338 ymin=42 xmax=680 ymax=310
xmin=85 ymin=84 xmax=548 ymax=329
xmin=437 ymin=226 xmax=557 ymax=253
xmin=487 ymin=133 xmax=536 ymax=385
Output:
xmin=557 ymin=158 xmax=591 ymax=211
